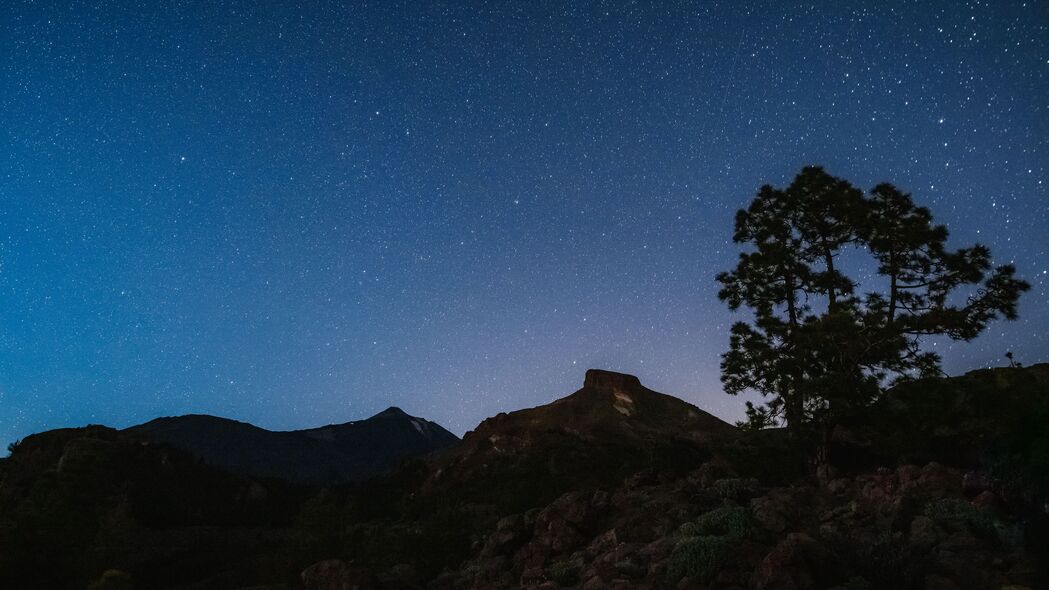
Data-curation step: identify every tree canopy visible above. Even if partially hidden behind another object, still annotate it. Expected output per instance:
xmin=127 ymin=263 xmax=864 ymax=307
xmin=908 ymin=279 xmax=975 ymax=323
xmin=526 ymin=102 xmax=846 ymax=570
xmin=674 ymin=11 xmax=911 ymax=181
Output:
xmin=716 ymin=167 xmax=1029 ymax=438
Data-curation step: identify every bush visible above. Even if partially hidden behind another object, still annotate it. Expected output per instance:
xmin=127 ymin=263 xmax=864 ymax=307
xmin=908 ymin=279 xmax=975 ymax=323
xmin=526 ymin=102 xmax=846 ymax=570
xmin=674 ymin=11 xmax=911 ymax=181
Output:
xmin=709 ymin=478 xmax=760 ymax=501
xmin=547 ymin=558 xmax=580 ymax=586
xmin=667 ymin=535 xmax=729 ymax=582
xmin=681 ymin=505 xmax=756 ymax=538
xmin=923 ymin=498 xmax=998 ymax=540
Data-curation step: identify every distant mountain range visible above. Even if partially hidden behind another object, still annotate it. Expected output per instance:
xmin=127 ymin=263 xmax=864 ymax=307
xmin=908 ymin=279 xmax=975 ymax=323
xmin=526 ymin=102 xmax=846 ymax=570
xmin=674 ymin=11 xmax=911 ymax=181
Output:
xmin=126 ymin=406 xmax=459 ymax=484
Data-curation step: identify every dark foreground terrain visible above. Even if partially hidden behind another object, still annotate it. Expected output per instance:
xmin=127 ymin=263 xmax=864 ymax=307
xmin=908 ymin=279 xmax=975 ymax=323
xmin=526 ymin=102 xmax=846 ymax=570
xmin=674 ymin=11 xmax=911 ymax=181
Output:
xmin=1 ymin=366 xmax=1047 ymax=590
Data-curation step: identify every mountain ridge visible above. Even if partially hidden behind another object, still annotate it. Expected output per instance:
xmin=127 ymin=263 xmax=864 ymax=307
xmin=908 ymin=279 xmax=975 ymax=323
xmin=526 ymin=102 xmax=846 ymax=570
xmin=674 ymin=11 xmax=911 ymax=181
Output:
xmin=126 ymin=406 xmax=459 ymax=484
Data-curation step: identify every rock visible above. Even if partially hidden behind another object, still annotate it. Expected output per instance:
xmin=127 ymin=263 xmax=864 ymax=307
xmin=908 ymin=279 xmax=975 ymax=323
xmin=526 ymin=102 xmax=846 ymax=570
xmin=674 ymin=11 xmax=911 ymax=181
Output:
xmin=751 ymin=488 xmax=808 ymax=534
xmin=909 ymin=515 xmax=942 ymax=550
xmin=379 ymin=563 xmax=421 ymax=590
xmin=753 ymin=533 xmax=829 ymax=590
xmin=827 ymin=478 xmax=851 ymax=495
xmin=556 ymin=490 xmax=600 ymax=526
xmin=587 ymin=529 xmax=620 ymax=557
xmin=87 ymin=569 xmax=134 ymax=590
xmin=932 ymin=531 xmax=1010 ymax=590
xmin=612 ymin=557 xmax=644 ymax=579
xmin=520 ymin=566 xmax=546 ymax=586
xmin=971 ymin=490 xmax=1002 ymax=513
xmin=584 ymin=369 xmax=643 ymax=394
xmin=917 ymin=463 xmax=962 ymax=497
xmin=961 ymin=471 xmax=993 ymax=496
xmin=897 ymin=464 xmax=922 ymax=484
xmin=482 ymin=514 xmax=529 ymax=557
xmin=924 ymin=574 xmax=961 ymax=590
xmin=638 ymin=536 xmax=675 ymax=565
xmin=582 ymin=575 xmax=606 ymax=590
xmin=513 ymin=490 xmax=609 ymax=569
xmin=592 ymin=490 xmax=611 ymax=511
xmin=689 ymin=459 xmax=736 ymax=489
xmin=301 ymin=560 xmax=378 ymax=590
xmin=472 ymin=555 xmax=513 ymax=586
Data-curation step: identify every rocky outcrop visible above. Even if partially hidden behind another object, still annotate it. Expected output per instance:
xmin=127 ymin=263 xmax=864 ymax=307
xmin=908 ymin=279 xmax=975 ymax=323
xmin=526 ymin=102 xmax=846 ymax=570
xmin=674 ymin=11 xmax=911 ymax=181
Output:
xmin=443 ymin=456 xmax=1040 ymax=590
xmin=301 ymin=560 xmax=379 ymax=590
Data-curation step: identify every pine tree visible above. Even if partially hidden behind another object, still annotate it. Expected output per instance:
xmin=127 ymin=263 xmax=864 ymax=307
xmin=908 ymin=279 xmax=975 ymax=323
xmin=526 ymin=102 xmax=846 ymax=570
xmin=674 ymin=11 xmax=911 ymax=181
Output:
xmin=717 ymin=168 xmax=1030 ymax=441
xmin=716 ymin=182 xmax=813 ymax=428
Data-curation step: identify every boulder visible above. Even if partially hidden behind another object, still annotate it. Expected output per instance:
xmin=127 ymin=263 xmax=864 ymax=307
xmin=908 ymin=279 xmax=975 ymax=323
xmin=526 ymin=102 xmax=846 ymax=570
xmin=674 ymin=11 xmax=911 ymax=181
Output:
xmin=301 ymin=560 xmax=378 ymax=590
xmin=752 ymin=533 xmax=829 ymax=590
xmin=751 ymin=488 xmax=809 ymax=534
xmin=909 ymin=515 xmax=942 ymax=550
xmin=481 ymin=514 xmax=530 ymax=558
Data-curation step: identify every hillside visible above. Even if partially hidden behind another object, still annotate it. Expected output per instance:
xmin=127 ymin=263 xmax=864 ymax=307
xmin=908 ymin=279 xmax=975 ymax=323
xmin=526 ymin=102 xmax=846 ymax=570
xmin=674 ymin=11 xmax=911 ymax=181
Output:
xmin=1 ymin=365 xmax=1046 ymax=589
xmin=0 ymin=425 xmax=309 ymax=589
xmin=291 ymin=366 xmax=1049 ymax=590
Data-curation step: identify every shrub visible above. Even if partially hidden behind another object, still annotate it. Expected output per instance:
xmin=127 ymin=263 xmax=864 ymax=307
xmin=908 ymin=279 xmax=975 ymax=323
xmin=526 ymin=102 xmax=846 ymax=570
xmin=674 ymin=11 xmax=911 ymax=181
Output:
xmin=667 ymin=535 xmax=729 ymax=582
xmin=683 ymin=505 xmax=756 ymax=538
xmin=547 ymin=558 xmax=580 ymax=586
xmin=923 ymin=498 xmax=998 ymax=540
xmin=709 ymin=478 xmax=760 ymax=501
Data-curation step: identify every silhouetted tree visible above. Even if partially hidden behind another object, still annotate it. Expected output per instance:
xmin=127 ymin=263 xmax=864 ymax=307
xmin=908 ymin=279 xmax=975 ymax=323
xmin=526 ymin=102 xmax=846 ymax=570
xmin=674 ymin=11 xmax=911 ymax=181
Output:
xmin=717 ymin=167 xmax=1029 ymax=446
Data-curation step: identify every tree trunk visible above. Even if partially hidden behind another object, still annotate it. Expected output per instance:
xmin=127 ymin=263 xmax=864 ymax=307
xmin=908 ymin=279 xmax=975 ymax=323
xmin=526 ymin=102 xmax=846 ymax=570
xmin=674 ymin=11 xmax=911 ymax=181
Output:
xmin=813 ymin=422 xmax=834 ymax=483
xmin=825 ymin=249 xmax=837 ymax=312
xmin=784 ymin=271 xmax=804 ymax=429
xmin=888 ymin=248 xmax=898 ymax=324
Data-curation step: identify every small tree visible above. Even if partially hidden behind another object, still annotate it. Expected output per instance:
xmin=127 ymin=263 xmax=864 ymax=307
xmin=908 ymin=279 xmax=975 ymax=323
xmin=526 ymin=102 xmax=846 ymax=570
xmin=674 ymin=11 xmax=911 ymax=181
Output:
xmin=717 ymin=167 xmax=1029 ymax=445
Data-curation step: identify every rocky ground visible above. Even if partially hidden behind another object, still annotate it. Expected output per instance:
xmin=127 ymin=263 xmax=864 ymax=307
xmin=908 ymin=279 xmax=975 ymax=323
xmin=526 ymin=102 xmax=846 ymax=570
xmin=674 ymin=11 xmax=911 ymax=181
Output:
xmin=435 ymin=461 xmax=1040 ymax=590
xmin=294 ymin=366 xmax=1049 ymax=590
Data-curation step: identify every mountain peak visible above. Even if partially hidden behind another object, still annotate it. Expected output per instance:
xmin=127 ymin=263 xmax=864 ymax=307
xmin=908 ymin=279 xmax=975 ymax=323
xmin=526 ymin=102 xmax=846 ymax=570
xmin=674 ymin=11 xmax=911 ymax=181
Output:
xmin=583 ymin=369 xmax=643 ymax=394
xmin=374 ymin=406 xmax=409 ymax=419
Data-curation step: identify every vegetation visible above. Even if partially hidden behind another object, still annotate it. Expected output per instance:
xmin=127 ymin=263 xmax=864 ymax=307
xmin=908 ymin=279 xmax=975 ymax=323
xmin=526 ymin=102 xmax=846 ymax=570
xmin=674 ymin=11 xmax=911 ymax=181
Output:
xmin=667 ymin=535 xmax=730 ymax=582
xmin=685 ymin=505 xmax=757 ymax=538
xmin=924 ymin=498 xmax=1000 ymax=540
xmin=709 ymin=477 xmax=761 ymax=501
xmin=547 ymin=558 xmax=581 ymax=586
xmin=716 ymin=167 xmax=1029 ymax=449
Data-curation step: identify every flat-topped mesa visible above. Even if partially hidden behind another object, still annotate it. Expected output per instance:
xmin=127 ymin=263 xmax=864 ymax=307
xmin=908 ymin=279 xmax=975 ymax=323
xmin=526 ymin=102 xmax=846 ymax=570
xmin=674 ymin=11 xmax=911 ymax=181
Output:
xmin=583 ymin=369 xmax=643 ymax=395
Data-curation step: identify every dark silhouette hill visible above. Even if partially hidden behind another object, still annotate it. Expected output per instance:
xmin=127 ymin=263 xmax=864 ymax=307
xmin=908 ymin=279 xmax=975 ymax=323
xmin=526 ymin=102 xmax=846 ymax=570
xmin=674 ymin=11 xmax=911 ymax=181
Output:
xmin=126 ymin=407 xmax=458 ymax=484
xmin=1 ymin=365 xmax=1046 ymax=589
xmin=468 ymin=368 xmax=737 ymax=446
xmin=312 ymin=366 xmax=1049 ymax=589
xmin=414 ymin=369 xmax=737 ymax=512
xmin=0 ymin=424 xmax=310 ymax=589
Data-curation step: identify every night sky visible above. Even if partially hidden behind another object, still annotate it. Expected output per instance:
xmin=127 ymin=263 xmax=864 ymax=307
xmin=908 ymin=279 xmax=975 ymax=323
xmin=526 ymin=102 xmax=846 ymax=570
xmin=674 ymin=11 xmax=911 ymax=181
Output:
xmin=2 ymin=1 xmax=1046 ymax=448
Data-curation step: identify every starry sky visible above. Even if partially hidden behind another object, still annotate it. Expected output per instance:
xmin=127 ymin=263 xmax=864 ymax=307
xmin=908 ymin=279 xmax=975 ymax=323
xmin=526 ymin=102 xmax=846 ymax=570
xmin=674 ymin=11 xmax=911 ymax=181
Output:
xmin=1 ymin=1 xmax=1046 ymax=448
